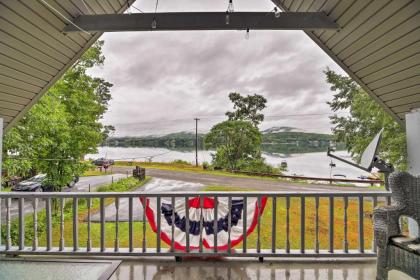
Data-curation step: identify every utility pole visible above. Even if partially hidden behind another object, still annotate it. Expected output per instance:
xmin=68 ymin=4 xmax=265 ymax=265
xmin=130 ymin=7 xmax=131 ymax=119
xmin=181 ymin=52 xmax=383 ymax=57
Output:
xmin=194 ymin=118 xmax=200 ymax=167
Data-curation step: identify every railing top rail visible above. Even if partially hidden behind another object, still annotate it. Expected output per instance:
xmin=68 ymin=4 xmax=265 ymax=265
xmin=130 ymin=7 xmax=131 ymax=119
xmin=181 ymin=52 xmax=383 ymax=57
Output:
xmin=0 ymin=190 xmax=392 ymax=198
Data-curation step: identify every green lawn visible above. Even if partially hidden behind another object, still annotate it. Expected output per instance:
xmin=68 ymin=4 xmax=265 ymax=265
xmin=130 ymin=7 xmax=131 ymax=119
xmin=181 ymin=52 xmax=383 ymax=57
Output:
xmin=82 ymin=169 xmax=115 ymax=177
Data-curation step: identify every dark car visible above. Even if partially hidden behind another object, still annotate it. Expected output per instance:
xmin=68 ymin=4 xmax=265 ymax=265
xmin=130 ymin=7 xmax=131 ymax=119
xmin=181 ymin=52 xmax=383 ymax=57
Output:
xmin=11 ymin=174 xmax=79 ymax=192
xmin=92 ymin=158 xmax=115 ymax=167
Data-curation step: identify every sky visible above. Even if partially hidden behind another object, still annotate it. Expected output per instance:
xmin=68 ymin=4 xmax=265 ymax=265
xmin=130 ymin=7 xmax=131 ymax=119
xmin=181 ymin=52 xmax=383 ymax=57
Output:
xmin=89 ymin=0 xmax=346 ymax=136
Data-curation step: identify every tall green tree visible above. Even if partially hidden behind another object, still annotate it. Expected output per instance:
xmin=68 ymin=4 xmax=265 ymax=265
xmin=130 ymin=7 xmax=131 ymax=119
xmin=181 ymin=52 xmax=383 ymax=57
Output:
xmin=205 ymin=120 xmax=262 ymax=170
xmin=225 ymin=92 xmax=267 ymax=126
xmin=326 ymin=69 xmax=407 ymax=170
xmin=3 ymin=40 xmax=113 ymax=190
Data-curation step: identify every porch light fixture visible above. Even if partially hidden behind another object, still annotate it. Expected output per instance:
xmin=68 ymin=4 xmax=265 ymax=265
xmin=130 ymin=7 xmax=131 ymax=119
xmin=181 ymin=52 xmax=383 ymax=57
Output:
xmin=225 ymin=11 xmax=230 ymax=25
xmin=151 ymin=17 xmax=157 ymax=29
xmin=273 ymin=7 xmax=281 ymax=18
xmin=245 ymin=28 xmax=250 ymax=39
xmin=227 ymin=0 xmax=234 ymax=13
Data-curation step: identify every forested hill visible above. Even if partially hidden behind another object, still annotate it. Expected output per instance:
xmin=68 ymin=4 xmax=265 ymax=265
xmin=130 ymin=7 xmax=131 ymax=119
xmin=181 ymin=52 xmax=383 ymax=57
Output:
xmin=104 ymin=129 xmax=342 ymax=153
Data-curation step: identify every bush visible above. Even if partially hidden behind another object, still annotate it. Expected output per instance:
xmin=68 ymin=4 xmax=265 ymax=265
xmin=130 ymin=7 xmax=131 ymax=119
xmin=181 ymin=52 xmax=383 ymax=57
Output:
xmin=171 ymin=159 xmax=192 ymax=165
xmin=237 ymin=157 xmax=280 ymax=174
xmin=202 ymin=161 xmax=210 ymax=170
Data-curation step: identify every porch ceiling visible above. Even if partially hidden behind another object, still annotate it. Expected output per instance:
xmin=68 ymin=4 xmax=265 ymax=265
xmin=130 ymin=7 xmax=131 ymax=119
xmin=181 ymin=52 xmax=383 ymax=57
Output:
xmin=0 ymin=0 xmax=419 ymax=130
xmin=273 ymin=0 xmax=420 ymax=125
xmin=0 ymin=0 xmax=133 ymax=131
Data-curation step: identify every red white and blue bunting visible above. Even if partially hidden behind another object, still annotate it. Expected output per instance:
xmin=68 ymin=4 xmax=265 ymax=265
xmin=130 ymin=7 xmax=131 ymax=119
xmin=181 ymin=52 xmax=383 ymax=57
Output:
xmin=141 ymin=196 xmax=267 ymax=251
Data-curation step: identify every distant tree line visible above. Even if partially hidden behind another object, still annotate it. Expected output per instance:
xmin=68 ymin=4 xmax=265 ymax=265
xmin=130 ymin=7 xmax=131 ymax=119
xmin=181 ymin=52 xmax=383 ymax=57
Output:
xmin=104 ymin=131 xmax=342 ymax=153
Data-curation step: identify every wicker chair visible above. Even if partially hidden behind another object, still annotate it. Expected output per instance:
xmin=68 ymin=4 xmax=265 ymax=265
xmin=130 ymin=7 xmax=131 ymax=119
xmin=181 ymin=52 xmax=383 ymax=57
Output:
xmin=373 ymin=172 xmax=420 ymax=280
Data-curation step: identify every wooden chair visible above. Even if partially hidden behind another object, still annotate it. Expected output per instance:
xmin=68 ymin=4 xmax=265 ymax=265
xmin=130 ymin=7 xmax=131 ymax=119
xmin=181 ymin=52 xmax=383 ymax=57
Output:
xmin=373 ymin=172 xmax=420 ymax=280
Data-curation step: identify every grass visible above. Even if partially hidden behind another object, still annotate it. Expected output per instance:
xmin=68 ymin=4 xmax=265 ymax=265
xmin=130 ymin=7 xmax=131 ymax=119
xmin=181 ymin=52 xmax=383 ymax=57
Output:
xmin=1 ymin=187 xmax=11 ymax=192
xmin=114 ymin=161 xmax=316 ymax=185
xmin=82 ymin=169 xmax=114 ymax=177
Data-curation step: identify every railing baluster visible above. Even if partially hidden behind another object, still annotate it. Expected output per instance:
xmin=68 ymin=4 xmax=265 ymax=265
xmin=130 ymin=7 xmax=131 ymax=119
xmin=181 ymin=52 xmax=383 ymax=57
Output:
xmin=6 ymin=198 xmax=11 ymax=250
xmin=272 ymin=196 xmax=276 ymax=253
xmin=286 ymin=197 xmax=290 ymax=253
xmin=100 ymin=197 xmax=105 ymax=252
xmin=73 ymin=198 xmax=79 ymax=251
xmin=329 ymin=196 xmax=334 ymax=253
xmin=114 ymin=197 xmax=120 ymax=252
xmin=127 ymin=196 xmax=134 ymax=253
xmin=32 ymin=198 xmax=38 ymax=251
xmin=358 ymin=196 xmax=364 ymax=253
xmin=60 ymin=198 xmax=65 ymax=251
xmin=185 ymin=196 xmax=190 ymax=252
xmin=213 ymin=196 xmax=218 ymax=253
xmin=171 ymin=196 xmax=175 ymax=252
xmin=156 ymin=196 xmax=161 ymax=253
xmin=199 ymin=195 xmax=204 ymax=253
xmin=300 ymin=197 xmax=305 ymax=253
xmin=315 ymin=196 xmax=319 ymax=254
xmin=87 ymin=197 xmax=92 ymax=252
xmin=344 ymin=197 xmax=349 ymax=253
xmin=129 ymin=197 xmax=133 ymax=252
xmin=46 ymin=198 xmax=52 ymax=251
xmin=372 ymin=196 xmax=378 ymax=253
xmin=242 ymin=196 xmax=247 ymax=253
xmin=257 ymin=196 xmax=262 ymax=254
xmin=142 ymin=196 xmax=146 ymax=253
xmin=18 ymin=198 xmax=24 ymax=250
xmin=227 ymin=196 xmax=232 ymax=254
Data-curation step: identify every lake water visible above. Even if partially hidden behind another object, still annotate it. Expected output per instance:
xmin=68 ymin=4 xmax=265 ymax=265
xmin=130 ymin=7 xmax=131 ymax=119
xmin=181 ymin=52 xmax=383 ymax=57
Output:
xmin=87 ymin=147 xmax=371 ymax=179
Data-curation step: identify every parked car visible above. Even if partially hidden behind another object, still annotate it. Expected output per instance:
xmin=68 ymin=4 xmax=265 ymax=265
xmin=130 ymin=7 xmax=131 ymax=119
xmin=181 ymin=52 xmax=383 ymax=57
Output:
xmin=92 ymin=158 xmax=115 ymax=167
xmin=11 ymin=174 xmax=79 ymax=192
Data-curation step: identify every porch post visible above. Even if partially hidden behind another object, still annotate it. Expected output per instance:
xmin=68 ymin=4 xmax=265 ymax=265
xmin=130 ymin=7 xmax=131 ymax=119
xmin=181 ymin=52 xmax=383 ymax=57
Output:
xmin=0 ymin=118 xmax=3 ymax=247
xmin=406 ymin=108 xmax=420 ymax=237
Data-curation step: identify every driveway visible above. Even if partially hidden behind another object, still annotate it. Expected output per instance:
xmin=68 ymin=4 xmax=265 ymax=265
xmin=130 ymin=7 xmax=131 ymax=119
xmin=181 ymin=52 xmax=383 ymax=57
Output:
xmin=1 ymin=174 xmax=127 ymax=221
xmin=89 ymin=178 xmax=204 ymax=222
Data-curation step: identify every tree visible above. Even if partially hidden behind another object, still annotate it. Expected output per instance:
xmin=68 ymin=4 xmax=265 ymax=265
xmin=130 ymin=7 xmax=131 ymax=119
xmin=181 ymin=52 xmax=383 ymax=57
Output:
xmin=225 ymin=92 xmax=267 ymax=126
xmin=3 ymin=40 xmax=113 ymax=190
xmin=205 ymin=120 xmax=262 ymax=170
xmin=326 ymin=69 xmax=407 ymax=171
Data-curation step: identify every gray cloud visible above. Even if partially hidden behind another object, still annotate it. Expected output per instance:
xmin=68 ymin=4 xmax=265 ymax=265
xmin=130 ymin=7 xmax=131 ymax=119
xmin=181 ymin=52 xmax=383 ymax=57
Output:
xmin=90 ymin=0 xmax=344 ymax=136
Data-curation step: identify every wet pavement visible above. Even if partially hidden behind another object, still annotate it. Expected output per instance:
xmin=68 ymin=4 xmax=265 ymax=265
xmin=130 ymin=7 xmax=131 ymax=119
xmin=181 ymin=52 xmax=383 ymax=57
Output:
xmin=109 ymin=258 xmax=414 ymax=280
xmin=89 ymin=178 xmax=204 ymax=222
xmin=1 ymin=174 xmax=127 ymax=221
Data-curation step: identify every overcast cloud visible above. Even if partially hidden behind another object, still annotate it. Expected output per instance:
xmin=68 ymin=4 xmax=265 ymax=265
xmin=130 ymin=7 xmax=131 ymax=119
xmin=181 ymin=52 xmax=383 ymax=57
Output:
xmin=89 ymin=0 xmax=345 ymax=136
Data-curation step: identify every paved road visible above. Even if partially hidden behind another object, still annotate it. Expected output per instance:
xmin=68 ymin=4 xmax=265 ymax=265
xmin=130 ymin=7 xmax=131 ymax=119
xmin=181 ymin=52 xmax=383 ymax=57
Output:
xmin=90 ymin=178 xmax=204 ymax=222
xmin=113 ymin=166 xmax=377 ymax=192
xmin=1 ymin=174 xmax=127 ymax=221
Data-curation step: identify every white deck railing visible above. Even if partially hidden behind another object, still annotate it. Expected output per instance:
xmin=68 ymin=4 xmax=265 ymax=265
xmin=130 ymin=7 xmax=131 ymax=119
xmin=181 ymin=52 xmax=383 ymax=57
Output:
xmin=0 ymin=191 xmax=391 ymax=259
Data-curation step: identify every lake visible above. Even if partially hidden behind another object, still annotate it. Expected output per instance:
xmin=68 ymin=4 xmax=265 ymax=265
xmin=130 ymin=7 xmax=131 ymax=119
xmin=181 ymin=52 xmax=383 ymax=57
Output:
xmin=87 ymin=147 xmax=371 ymax=179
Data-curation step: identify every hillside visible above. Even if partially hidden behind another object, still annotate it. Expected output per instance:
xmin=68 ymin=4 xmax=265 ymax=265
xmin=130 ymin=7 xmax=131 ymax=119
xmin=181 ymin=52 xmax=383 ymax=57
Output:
xmin=105 ymin=128 xmax=343 ymax=153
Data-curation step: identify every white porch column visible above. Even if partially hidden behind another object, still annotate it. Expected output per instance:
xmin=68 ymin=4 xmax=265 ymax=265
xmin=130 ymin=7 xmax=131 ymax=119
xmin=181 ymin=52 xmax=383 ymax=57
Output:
xmin=406 ymin=108 xmax=420 ymax=237
xmin=0 ymin=118 xmax=3 ymax=247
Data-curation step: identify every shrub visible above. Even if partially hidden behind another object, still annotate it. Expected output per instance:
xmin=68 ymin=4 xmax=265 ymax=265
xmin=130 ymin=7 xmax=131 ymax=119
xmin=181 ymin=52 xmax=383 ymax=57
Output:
xmin=171 ymin=159 xmax=192 ymax=165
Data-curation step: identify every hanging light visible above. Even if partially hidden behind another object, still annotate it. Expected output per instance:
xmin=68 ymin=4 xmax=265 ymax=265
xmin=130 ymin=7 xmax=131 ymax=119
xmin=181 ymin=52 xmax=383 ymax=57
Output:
xmin=225 ymin=11 xmax=230 ymax=25
xmin=151 ymin=17 xmax=157 ymax=29
xmin=245 ymin=28 xmax=250 ymax=40
xmin=228 ymin=0 xmax=234 ymax=13
xmin=274 ymin=7 xmax=281 ymax=18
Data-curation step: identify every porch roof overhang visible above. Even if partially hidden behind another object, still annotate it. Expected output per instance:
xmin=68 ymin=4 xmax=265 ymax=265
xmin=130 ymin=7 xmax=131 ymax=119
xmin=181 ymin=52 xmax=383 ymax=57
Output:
xmin=0 ymin=0 xmax=134 ymax=132
xmin=0 ymin=0 xmax=419 ymax=131
xmin=273 ymin=0 xmax=420 ymax=125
